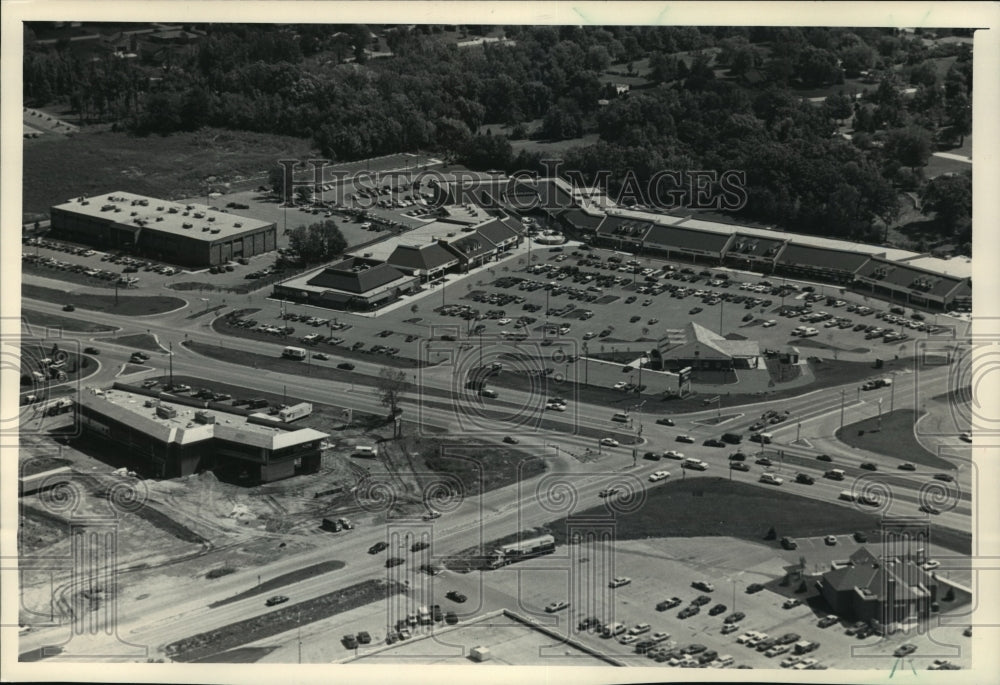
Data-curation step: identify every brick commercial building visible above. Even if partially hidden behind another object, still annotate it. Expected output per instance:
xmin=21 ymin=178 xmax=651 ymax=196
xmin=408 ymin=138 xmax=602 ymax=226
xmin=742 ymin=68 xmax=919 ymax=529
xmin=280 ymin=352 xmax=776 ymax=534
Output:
xmin=75 ymin=386 xmax=327 ymax=483
xmin=50 ymin=192 xmax=276 ymax=267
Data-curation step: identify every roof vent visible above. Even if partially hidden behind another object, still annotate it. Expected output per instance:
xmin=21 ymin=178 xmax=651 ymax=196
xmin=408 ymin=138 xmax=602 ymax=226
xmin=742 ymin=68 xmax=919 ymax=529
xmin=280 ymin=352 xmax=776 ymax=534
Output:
xmin=234 ymin=222 xmax=242 ymax=228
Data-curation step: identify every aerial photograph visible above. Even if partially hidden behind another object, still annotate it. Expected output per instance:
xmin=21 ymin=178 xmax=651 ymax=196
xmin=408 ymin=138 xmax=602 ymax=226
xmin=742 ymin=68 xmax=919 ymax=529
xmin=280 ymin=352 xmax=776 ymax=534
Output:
xmin=5 ymin=4 xmax=996 ymax=683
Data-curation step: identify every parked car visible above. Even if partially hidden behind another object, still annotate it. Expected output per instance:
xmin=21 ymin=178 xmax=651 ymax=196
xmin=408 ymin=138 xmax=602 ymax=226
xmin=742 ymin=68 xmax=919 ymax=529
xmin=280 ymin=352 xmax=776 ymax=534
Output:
xmin=817 ymin=614 xmax=839 ymax=628
xmin=368 ymin=541 xmax=388 ymax=554
xmin=824 ymin=535 xmax=838 ymax=546
xmin=609 ymin=576 xmax=632 ymax=589
xmin=385 ymin=556 xmax=405 ymax=568
xmin=545 ymin=600 xmax=570 ymax=613
xmin=656 ymin=597 xmax=682 ymax=611
xmin=724 ymin=612 xmax=745 ymax=624
xmin=446 ymin=591 xmax=467 ymax=603
xmin=709 ymin=603 xmax=727 ymax=616
xmin=746 ymin=583 xmax=765 ymax=594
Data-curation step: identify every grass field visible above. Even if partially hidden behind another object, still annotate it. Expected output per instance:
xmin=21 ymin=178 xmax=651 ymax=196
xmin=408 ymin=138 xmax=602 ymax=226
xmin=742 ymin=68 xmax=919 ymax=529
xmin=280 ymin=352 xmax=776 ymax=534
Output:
xmin=98 ymin=333 xmax=168 ymax=353
xmin=22 ymin=309 xmax=117 ymax=333
xmin=165 ymin=578 xmax=405 ymax=662
xmin=23 ymin=127 xmax=316 ymax=221
xmin=23 ymin=284 xmax=186 ymax=316
xmin=835 ymin=409 xmax=955 ymax=470
xmin=208 ymin=560 xmax=347 ymax=609
xmin=22 ymin=262 xmax=117 ymax=289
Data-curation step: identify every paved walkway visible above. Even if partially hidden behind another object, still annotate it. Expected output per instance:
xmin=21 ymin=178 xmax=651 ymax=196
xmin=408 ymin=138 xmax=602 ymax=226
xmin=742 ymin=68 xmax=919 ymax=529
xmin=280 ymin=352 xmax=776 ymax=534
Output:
xmin=932 ymin=151 xmax=972 ymax=164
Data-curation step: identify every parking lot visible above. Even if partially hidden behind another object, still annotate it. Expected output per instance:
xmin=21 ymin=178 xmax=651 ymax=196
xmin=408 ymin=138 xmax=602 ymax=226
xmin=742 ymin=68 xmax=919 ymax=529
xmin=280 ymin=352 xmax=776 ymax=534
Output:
xmin=472 ymin=536 xmax=972 ymax=671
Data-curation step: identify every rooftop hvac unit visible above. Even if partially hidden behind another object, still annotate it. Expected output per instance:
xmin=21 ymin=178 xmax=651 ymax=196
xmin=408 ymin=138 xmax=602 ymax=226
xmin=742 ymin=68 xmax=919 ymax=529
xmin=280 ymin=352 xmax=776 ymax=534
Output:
xmin=182 ymin=211 xmax=189 ymax=216
xmin=156 ymin=404 xmax=177 ymax=419
xmin=208 ymin=216 xmax=215 ymax=222
xmin=202 ymin=226 xmax=210 ymax=232
xmin=193 ymin=410 xmax=215 ymax=424
xmin=139 ymin=199 xmax=149 ymax=206
xmin=210 ymin=228 xmax=221 ymax=234
xmin=194 ymin=212 xmax=205 ymax=219
xmin=157 ymin=206 xmax=164 ymax=211
xmin=155 ymin=217 xmax=163 ymax=222
xmin=182 ymin=222 xmax=193 ymax=229
xmin=234 ymin=222 xmax=242 ymax=227
xmin=186 ymin=205 xmax=193 ymax=210
xmin=168 ymin=207 xmax=178 ymax=213
xmin=101 ymin=204 xmax=115 ymax=212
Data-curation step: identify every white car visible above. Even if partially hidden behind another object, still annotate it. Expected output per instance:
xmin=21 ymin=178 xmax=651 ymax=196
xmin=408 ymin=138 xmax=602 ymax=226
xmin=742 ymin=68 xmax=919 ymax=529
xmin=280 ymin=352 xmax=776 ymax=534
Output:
xmin=762 ymin=320 xmax=777 ymax=327
xmin=781 ymin=655 xmax=802 ymax=668
xmin=663 ymin=450 xmax=684 ymax=460
xmin=613 ymin=381 xmax=628 ymax=390
xmin=545 ymin=402 xmax=567 ymax=411
xmin=922 ymin=560 xmax=940 ymax=570
xmin=648 ymin=470 xmax=671 ymax=482
xmin=608 ymin=576 xmax=631 ymax=588
xmin=600 ymin=438 xmax=620 ymax=447
xmin=544 ymin=600 xmax=569 ymax=613
xmin=650 ymin=631 xmax=670 ymax=643
xmin=793 ymin=658 xmax=819 ymax=670
xmin=497 ymin=318 xmax=511 ymax=325
xmin=618 ymin=634 xmax=638 ymax=645
xmin=759 ymin=473 xmax=784 ymax=486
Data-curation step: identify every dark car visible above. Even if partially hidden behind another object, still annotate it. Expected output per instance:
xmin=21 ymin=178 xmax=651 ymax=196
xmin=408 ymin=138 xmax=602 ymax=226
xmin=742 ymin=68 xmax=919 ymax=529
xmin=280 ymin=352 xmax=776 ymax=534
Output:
xmin=746 ymin=583 xmax=765 ymax=594
xmin=703 ymin=438 xmax=726 ymax=448
xmin=854 ymin=531 xmax=869 ymax=543
xmin=656 ymin=417 xmax=675 ymax=426
xmin=709 ymin=603 xmax=727 ymax=616
xmin=934 ymin=473 xmax=955 ymax=482
xmin=755 ymin=457 xmax=773 ymax=466
xmin=724 ymin=611 xmax=745 ymax=624
xmin=643 ymin=451 xmax=661 ymax=461
xmin=342 ymin=634 xmax=358 ymax=649
xmin=83 ymin=347 xmax=100 ymax=355
xmin=578 ymin=615 xmax=600 ymax=630
xmin=656 ymin=597 xmax=682 ymax=611
xmin=432 ymin=605 xmax=444 ymax=621
xmin=337 ymin=362 xmax=356 ymax=370
xmin=411 ymin=541 xmax=430 ymax=552
xmin=684 ymin=643 xmax=708 ymax=655
xmin=63 ymin=304 xmax=75 ymax=312
xmin=385 ymin=556 xmax=405 ymax=568
xmin=357 ymin=631 xmax=372 ymax=644
xmin=503 ymin=436 xmax=519 ymax=444
xmin=678 ymin=606 xmax=700 ymax=619
xmin=689 ymin=307 xmax=703 ymax=315
xmin=731 ymin=462 xmax=750 ymax=472
xmin=368 ymin=541 xmax=388 ymax=554
xmin=446 ymin=590 xmax=467 ymax=603
xmin=445 ymin=611 xmax=459 ymax=625
xmin=692 ymin=594 xmax=712 ymax=606
xmin=860 ymin=462 xmax=877 ymax=471
xmin=265 ymin=595 xmax=289 ymax=607
xmin=816 ymin=454 xmax=833 ymax=462
xmin=729 ymin=452 xmax=747 ymax=461
xmin=795 ymin=473 xmax=815 ymax=485
xmin=898 ymin=463 xmax=916 ymax=471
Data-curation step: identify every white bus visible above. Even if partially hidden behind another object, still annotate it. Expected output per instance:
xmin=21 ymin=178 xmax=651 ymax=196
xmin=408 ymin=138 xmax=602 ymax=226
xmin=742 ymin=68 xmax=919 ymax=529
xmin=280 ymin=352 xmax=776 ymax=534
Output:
xmin=282 ymin=346 xmax=307 ymax=360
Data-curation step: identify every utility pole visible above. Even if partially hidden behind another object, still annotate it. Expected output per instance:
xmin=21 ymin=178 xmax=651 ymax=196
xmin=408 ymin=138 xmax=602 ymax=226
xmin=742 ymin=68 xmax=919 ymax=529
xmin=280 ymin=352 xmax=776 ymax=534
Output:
xmin=168 ymin=342 xmax=174 ymax=386
xmin=796 ymin=422 xmax=801 ymax=443
xmin=890 ymin=374 xmax=896 ymax=413
xmin=877 ymin=397 xmax=883 ymax=431
xmin=583 ymin=342 xmax=589 ymax=386
xmin=840 ymin=389 xmax=846 ymax=430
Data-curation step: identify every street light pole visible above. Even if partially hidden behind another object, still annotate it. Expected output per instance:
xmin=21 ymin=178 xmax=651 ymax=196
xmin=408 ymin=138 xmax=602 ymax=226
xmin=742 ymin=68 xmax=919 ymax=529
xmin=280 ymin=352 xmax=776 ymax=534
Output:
xmin=840 ymin=389 xmax=845 ymax=430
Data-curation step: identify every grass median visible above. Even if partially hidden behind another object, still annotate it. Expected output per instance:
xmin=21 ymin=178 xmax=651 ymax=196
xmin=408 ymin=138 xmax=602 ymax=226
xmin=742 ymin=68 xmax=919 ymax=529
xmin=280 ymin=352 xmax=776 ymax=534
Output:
xmin=835 ymin=409 xmax=953 ymax=470
xmin=23 ymin=284 xmax=186 ymax=316
xmin=165 ymin=578 xmax=405 ymax=662
xmin=22 ymin=309 xmax=117 ymax=333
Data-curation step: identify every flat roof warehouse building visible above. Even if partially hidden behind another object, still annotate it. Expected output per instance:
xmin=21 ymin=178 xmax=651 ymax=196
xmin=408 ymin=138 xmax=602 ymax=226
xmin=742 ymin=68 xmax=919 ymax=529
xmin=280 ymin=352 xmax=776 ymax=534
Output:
xmin=50 ymin=192 xmax=277 ymax=267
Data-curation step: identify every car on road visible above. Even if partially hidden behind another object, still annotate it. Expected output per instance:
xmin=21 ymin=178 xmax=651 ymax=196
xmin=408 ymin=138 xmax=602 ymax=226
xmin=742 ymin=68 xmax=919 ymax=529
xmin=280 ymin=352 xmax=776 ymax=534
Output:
xmin=650 ymin=631 xmax=669 ymax=643
xmin=721 ymin=623 xmax=741 ymax=635
xmin=656 ymin=417 xmax=675 ymax=426
xmin=824 ymin=535 xmax=838 ymax=546
xmin=619 ymin=634 xmax=639 ymax=645
xmin=656 ymin=597 xmax=682 ymax=611
xmin=759 ymin=473 xmax=784 ymax=485
xmin=545 ymin=600 xmax=570 ymax=613
xmin=422 ymin=509 xmax=441 ymax=520
xmin=816 ymin=454 xmax=833 ymax=462
xmin=648 ymin=470 xmax=671 ymax=482
xmin=314 ymin=352 xmax=329 ymax=360
xmin=934 ymin=473 xmax=955 ymax=482
xmin=817 ymin=614 xmax=839 ymax=628
xmin=663 ymin=450 xmax=684 ymax=459
xmin=609 ymin=576 xmax=632 ymax=589
xmin=692 ymin=594 xmax=712 ymax=606
xmin=63 ymin=304 xmax=75 ymax=311
xmin=730 ymin=462 xmax=750 ymax=472
xmin=860 ymin=462 xmax=877 ymax=471
xmin=724 ymin=612 xmax=745 ymax=624
xmin=709 ymin=603 xmax=727 ymax=616
xmin=356 ymin=630 xmax=371 ymax=644
xmin=83 ymin=346 xmax=100 ymax=355
xmin=446 ymin=591 xmax=467 ymax=603
xmin=795 ymin=473 xmax=815 ymax=485
xmin=762 ymin=320 xmax=777 ymax=327
xmin=503 ymin=436 xmax=519 ymax=444
xmin=265 ymin=595 xmax=289 ymax=607
xmin=599 ymin=487 xmax=621 ymax=498
xmin=959 ymin=432 xmax=972 ymax=443
xmin=368 ymin=542 xmax=388 ymax=554
xmin=897 ymin=462 xmax=916 ymax=471
xmin=755 ymin=456 xmax=773 ymax=466
xmin=600 ymin=437 xmax=620 ymax=447
xmin=676 ymin=435 xmax=695 ymax=443
xmin=578 ymin=616 xmax=600 ymax=630
xmin=920 ymin=504 xmax=941 ymax=515
xmin=337 ymin=362 xmax=355 ymax=370
xmin=689 ymin=307 xmax=703 ymax=315
xmin=411 ymin=541 xmax=430 ymax=552
xmin=385 ymin=556 xmax=405 ymax=568
xmin=703 ymin=438 xmax=726 ymax=447
xmin=894 ymin=644 xmax=917 ymax=658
